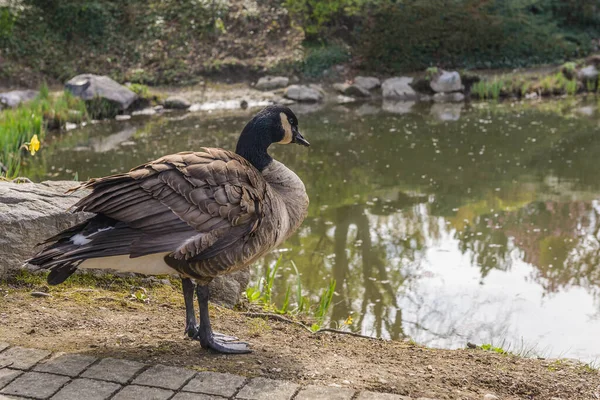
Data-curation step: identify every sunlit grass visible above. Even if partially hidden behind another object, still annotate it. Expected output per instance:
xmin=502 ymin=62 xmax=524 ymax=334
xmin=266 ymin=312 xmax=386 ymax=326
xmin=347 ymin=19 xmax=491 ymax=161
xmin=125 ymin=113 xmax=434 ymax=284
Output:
xmin=246 ymin=255 xmax=337 ymax=331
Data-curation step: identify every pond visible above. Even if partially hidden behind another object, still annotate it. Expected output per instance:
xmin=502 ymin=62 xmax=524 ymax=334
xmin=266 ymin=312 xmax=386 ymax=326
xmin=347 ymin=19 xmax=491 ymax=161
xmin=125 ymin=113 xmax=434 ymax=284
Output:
xmin=30 ymin=98 xmax=600 ymax=363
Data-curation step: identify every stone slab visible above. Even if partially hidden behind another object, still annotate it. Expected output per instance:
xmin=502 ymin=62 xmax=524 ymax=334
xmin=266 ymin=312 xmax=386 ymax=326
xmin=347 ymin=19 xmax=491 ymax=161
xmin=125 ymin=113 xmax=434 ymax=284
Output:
xmin=112 ymin=385 xmax=174 ymax=400
xmin=235 ymin=377 xmax=299 ymax=400
xmin=295 ymin=385 xmax=355 ymax=400
xmin=0 ymin=344 xmax=8 ymax=353
xmin=172 ymin=393 xmax=228 ymax=400
xmin=0 ymin=370 xmax=22 ymax=390
xmin=0 ymin=347 xmax=51 ymax=370
xmin=357 ymin=392 xmax=412 ymax=400
xmin=133 ymin=364 xmax=195 ymax=390
xmin=0 ymin=372 xmax=70 ymax=399
xmin=81 ymin=358 xmax=145 ymax=384
xmin=183 ymin=371 xmax=245 ymax=397
xmin=51 ymin=378 xmax=121 ymax=400
xmin=34 ymin=353 xmax=97 ymax=377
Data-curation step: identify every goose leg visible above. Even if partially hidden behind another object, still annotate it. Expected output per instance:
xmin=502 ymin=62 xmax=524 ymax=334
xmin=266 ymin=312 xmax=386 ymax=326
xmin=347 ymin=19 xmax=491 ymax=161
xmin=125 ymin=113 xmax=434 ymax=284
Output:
xmin=181 ymin=278 xmax=198 ymax=338
xmin=194 ymin=284 xmax=252 ymax=354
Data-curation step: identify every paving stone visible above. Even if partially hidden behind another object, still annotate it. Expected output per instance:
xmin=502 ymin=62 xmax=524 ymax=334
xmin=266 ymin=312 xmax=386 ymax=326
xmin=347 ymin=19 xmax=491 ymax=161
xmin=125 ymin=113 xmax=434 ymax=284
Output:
xmin=81 ymin=358 xmax=145 ymax=384
xmin=111 ymin=385 xmax=174 ymax=400
xmin=357 ymin=391 xmax=412 ymax=400
xmin=235 ymin=377 xmax=299 ymax=400
xmin=0 ymin=370 xmax=22 ymax=390
xmin=34 ymin=353 xmax=97 ymax=377
xmin=0 ymin=347 xmax=51 ymax=370
xmin=172 ymin=393 xmax=227 ymax=400
xmin=295 ymin=385 xmax=355 ymax=400
xmin=132 ymin=364 xmax=195 ymax=390
xmin=0 ymin=372 xmax=70 ymax=399
xmin=0 ymin=344 xmax=8 ymax=353
xmin=51 ymin=378 xmax=120 ymax=400
xmin=183 ymin=372 xmax=245 ymax=397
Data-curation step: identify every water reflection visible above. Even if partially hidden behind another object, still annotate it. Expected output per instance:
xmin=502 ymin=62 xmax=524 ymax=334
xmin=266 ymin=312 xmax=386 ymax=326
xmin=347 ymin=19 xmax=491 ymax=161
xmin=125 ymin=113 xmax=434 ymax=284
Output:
xmin=33 ymin=99 xmax=600 ymax=362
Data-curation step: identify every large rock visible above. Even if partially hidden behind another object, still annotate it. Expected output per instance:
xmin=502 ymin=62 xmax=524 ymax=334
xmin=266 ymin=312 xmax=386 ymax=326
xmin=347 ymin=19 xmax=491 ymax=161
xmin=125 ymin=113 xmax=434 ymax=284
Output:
xmin=65 ymin=74 xmax=138 ymax=110
xmin=354 ymin=76 xmax=381 ymax=91
xmin=284 ymin=85 xmax=324 ymax=102
xmin=381 ymin=77 xmax=418 ymax=100
xmin=0 ymin=181 xmax=90 ymax=279
xmin=332 ymin=83 xmax=370 ymax=98
xmin=0 ymin=181 xmax=249 ymax=307
xmin=577 ymin=65 xmax=599 ymax=82
xmin=164 ymin=96 xmax=191 ymax=110
xmin=430 ymin=70 xmax=463 ymax=93
xmin=255 ymin=76 xmax=289 ymax=91
xmin=0 ymin=90 xmax=38 ymax=108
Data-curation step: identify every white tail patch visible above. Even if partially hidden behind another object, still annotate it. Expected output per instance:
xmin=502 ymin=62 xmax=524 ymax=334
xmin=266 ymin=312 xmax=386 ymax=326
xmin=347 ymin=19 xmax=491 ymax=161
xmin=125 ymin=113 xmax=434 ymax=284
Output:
xmin=70 ymin=227 xmax=114 ymax=246
xmin=79 ymin=252 xmax=175 ymax=275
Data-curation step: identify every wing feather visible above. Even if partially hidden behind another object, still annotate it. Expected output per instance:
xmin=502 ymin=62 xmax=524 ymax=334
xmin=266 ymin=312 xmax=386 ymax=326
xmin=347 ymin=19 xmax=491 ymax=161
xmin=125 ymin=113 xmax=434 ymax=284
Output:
xmin=69 ymin=148 xmax=267 ymax=264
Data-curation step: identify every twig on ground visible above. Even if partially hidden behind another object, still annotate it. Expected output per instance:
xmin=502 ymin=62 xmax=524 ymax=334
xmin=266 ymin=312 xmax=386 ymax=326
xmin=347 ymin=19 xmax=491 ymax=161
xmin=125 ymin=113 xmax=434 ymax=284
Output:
xmin=242 ymin=312 xmax=383 ymax=341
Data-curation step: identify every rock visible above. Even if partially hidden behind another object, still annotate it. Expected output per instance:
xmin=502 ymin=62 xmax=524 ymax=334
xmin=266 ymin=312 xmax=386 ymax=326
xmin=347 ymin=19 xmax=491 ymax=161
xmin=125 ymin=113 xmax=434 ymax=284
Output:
xmin=0 ymin=181 xmax=91 ymax=278
xmin=354 ymin=76 xmax=381 ymax=91
xmin=0 ymin=90 xmax=39 ymax=109
xmin=430 ymin=103 xmax=463 ymax=122
xmin=115 ymin=115 xmax=131 ymax=121
xmin=255 ymin=76 xmax=289 ymax=91
xmin=577 ymin=65 xmax=598 ymax=82
xmin=525 ymin=92 xmax=538 ymax=100
xmin=0 ymin=181 xmax=248 ymax=307
xmin=65 ymin=74 xmax=138 ymax=110
xmin=336 ymin=95 xmax=356 ymax=104
xmin=210 ymin=269 xmax=250 ymax=308
xmin=131 ymin=108 xmax=157 ymax=116
xmin=483 ymin=394 xmax=499 ymax=400
xmin=164 ymin=96 xmax=191 ymax=110
xmin=382 ymin=100 xmax=415 ymax=114
xmin=333 ymin=83 xmax=370 ymax=98
xmin=345 ymin=84 xmax=371 ymax=98
xmin=433 ymin=92 xmax=465 ymax=103
xmin=381 ymin=77 xmax=418 ymax=100
xmin=333 ymin=83 xmax=349 ymax=94
xmin=430 ymin=70 xmax=463 ymax=93
xmin=284 ymin=85 xmax=324 ymax=102
xmin=575 ymin=106 xmax=594 ymax=116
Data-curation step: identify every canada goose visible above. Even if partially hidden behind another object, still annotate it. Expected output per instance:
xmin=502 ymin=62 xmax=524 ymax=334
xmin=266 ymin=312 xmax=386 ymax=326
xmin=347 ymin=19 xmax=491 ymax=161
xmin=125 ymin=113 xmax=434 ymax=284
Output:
xmin=27 ymin=105 xmax=310 ymax=354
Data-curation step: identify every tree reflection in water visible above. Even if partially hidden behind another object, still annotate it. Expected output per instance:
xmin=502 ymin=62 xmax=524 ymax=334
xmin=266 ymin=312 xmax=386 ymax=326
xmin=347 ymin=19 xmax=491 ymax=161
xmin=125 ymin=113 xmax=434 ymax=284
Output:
xmin=38 ymin=99 xmax=600 ymax=357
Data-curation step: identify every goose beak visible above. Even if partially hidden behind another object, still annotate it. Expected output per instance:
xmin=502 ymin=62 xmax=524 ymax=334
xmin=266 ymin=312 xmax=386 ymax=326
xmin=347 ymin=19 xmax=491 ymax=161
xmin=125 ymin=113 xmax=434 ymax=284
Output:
xmin=293 ymin=128 xmax=310 ymax=147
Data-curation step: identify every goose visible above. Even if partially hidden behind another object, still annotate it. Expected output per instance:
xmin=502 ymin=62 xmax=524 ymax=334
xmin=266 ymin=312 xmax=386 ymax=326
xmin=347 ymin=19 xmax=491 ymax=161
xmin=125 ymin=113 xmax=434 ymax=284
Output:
xmin=27 ymin=105 xmax=310 ymax=354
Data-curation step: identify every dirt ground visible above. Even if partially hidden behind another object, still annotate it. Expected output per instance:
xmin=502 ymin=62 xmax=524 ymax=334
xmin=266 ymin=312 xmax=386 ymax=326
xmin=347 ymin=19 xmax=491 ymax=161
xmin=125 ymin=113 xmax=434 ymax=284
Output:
xmin=0 ymin=275 xmax=598 ymax=400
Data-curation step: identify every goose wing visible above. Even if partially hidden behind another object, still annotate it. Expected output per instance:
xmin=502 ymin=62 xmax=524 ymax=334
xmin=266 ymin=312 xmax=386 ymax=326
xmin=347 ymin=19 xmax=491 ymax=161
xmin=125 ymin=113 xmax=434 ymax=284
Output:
xmin=73 ymin=148 xmax=267 ymax=261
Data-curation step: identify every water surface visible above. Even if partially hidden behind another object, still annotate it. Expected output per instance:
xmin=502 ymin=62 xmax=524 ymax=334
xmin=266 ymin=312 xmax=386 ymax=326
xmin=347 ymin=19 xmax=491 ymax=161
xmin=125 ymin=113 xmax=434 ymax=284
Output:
xmin=33 ymin=99 xmax=600 ymax=362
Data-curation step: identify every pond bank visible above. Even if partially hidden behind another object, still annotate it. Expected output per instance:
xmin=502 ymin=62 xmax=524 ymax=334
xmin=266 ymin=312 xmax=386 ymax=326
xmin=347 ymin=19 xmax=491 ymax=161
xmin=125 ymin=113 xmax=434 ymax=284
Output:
xmin=0 ymin=275 xmax=598 ymax=400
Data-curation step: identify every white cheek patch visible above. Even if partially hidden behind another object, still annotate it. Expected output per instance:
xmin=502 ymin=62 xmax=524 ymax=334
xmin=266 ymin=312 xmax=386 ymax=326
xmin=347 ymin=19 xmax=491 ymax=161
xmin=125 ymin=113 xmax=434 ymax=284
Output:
xmin=278 ymin=112 xmax=293 ymax=144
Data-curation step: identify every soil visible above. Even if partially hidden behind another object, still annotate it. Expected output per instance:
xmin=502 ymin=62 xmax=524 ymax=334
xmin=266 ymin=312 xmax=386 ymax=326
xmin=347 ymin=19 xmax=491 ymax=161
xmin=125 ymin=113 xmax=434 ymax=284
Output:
xmin=0 ymin=277 xmax=598 ymax=400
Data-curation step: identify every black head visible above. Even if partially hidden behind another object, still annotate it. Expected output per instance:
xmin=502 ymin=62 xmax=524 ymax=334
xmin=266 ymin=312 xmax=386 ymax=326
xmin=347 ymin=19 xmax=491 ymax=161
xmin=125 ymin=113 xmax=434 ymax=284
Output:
xmin=235 ymin=105 xmax=310 ymax=170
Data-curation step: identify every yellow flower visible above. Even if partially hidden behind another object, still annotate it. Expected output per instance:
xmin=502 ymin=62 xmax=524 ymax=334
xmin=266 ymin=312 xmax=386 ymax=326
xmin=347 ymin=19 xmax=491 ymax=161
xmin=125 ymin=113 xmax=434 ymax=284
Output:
xmin=344 ymin=315 xmax=353 ymax=325
xmin=29 ymin=135 xmax=40 ymax=156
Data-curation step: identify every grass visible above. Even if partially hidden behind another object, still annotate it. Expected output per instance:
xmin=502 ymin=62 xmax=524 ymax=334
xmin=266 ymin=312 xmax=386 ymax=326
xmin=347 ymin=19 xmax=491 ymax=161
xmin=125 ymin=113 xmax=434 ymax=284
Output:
xmin=471 ymin=78 xmax=504 ymax=101
xmin=245 ymin=255 xmax=337 ymax=332
xmin=470 ymin=68 xmax=593 ymax=101
xmin=0 ymin=84 xmax=88 ymax=178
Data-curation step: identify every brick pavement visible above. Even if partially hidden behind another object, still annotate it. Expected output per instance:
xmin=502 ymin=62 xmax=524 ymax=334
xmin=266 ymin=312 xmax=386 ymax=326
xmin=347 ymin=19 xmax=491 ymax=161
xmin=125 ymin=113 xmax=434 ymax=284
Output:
xmin=0 ymin=342 xmax=430 ymax=400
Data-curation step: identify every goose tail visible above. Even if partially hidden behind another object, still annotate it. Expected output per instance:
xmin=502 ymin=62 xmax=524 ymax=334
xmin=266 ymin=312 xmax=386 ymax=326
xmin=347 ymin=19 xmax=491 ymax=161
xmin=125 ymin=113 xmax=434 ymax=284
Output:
xmin=26 ymin=215 xmax=132 ymax=285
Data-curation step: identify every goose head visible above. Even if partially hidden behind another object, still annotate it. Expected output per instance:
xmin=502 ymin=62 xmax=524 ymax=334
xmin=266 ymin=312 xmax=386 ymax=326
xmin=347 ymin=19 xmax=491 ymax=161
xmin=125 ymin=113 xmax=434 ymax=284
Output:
xmin=235 ymin=105 xmax=309 ymax=170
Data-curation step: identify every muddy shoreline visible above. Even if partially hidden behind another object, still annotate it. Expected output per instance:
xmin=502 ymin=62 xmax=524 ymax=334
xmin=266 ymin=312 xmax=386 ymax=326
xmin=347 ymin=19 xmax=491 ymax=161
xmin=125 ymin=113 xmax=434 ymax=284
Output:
xmin=1 ymin=275 xmax=599 ymax=400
